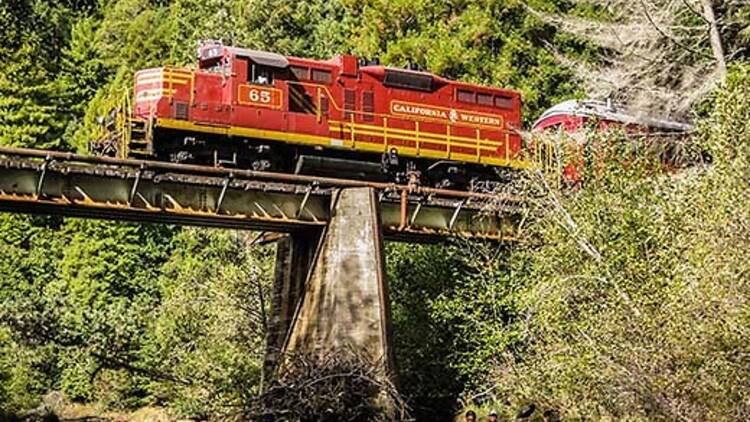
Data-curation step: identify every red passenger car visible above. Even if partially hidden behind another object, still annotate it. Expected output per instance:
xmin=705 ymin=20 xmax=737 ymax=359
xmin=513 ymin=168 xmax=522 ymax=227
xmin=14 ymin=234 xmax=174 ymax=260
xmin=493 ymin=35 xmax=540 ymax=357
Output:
xmin=532 ymin=99 xmax=694 ymax=184
xmin=533 ymin=99 xmax=693 ymax=133
xmin=99 ymin=42 xmax=528 ymax=187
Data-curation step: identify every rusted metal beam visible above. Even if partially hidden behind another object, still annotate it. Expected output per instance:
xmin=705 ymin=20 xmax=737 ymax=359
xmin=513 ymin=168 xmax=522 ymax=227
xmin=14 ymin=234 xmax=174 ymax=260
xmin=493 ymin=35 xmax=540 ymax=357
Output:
xmin=0 ymin=147 xmax=521 ymax=241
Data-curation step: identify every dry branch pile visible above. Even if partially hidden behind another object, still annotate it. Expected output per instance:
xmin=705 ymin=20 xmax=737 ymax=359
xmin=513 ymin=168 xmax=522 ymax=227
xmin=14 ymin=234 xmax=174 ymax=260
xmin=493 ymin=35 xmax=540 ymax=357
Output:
xmin=239 ymin=351 xmax=409 ymax=422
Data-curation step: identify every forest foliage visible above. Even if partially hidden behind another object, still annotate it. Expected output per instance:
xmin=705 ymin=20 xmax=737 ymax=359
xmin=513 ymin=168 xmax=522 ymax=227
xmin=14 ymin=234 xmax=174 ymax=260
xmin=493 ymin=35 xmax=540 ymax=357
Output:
xmin=0 ymin=0 xmax=748 ymax=420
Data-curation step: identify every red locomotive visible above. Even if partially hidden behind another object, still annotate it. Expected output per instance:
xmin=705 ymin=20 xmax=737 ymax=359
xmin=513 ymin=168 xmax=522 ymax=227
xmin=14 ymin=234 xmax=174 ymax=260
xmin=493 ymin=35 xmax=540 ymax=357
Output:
xmin=96 ymin=41 xmax=527 ymax=188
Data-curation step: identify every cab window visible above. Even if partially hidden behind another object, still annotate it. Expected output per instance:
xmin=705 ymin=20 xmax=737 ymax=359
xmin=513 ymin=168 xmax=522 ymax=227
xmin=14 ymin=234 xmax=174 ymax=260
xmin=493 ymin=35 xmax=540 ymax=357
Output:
xmin=250 ymin=62 xmax=274 ymax=85
xmin=200 ymin=57 xmax=227 ymax=73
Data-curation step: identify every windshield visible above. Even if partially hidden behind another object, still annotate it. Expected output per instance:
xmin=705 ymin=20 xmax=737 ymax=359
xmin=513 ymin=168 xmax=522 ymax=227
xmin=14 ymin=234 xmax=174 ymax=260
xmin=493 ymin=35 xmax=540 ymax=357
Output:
xmin=199 ymin=57 xmax=226 ymax=73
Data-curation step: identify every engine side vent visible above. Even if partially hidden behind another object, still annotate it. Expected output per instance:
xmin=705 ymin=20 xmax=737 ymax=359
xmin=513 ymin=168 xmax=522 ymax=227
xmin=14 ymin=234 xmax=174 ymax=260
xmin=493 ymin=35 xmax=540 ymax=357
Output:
xmin=174 ymin=102 xmax=189 ymax=120
xmin=344 ymin=89 xmax=356 ymax=120
xmin=362 ymin=91 xmax=374 ymax=122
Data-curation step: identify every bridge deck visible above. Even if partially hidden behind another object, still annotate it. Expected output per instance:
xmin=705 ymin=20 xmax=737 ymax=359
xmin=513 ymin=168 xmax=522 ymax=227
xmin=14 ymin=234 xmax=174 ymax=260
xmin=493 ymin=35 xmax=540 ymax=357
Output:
xmin=0 ymin=147 xmax=521 ymax=241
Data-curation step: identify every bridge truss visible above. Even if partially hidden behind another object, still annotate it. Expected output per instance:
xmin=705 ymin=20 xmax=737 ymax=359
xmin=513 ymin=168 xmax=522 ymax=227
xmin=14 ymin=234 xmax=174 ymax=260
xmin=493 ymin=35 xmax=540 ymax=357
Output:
xmin=0 ymin=146 xmax=521 ymax=241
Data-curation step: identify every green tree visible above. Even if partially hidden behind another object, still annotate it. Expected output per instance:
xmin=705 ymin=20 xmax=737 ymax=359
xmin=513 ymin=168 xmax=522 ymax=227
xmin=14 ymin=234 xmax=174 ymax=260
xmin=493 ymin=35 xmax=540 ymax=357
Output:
xmin=474 ymin=66 xmax=750 ymax=420
xmin=142 ymin=229 xmax=274 ymax=416
xmin=0 ymin=215 xmax=65 ymax=412
xmin=0 ymin=45 xmax=69 ymax=149
xmin=0 ymin=0 xmax=99 ymax=149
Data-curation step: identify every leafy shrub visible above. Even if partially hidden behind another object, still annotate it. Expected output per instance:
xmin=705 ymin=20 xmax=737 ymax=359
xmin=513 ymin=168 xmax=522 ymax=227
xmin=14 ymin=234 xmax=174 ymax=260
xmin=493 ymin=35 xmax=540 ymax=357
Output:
xmin=471 ymin=65 xmax=750 ymax=420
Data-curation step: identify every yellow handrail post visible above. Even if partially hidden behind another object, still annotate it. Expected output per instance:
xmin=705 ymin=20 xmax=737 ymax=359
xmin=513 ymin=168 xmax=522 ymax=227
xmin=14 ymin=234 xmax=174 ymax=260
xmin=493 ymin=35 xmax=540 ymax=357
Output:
xmin=505 ymin=133 xmax=510 ymax=163
xmin=350 ymin=113 xmax=355 ymax=147
xmin=536 ymin=140 xmax=542 ymax=169
xmin=547 ymin=143 xmax=553 ymax=174
xmin=189 ymin=72 xmax=195 ymax=106
xmin=121 ymin=91 xmax=131 ymax=159
xmin=146 ymin=117 xmax=154 ymax=154
xmin=447 ymin=125 xmax=451 ymax=159
xmin=557 ymin=141 xmax=563 ymax=190
xmin=476 ymin=129 xmax=481 ymax=161
xmin=415 ymin=121 xmax=420 ymax=155
xmin=384 ymin=117 xmax=389 ymax=152
xmin=316 ymin=87 xmax=321 ymax=123
xmin=167 ymin=68 xmax=173 ymax=104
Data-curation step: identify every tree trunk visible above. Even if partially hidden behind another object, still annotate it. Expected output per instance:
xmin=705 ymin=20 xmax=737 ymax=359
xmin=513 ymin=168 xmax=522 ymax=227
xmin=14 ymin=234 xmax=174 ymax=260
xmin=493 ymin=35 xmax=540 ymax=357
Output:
xmin=701 ymin=0 xmax=727 ymax=81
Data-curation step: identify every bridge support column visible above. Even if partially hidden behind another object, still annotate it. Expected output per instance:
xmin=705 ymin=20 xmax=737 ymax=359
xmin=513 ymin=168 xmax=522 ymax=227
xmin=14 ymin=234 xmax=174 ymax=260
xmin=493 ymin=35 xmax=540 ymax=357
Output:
xmin=281 ymin=187 xmax=394 ymax=373
xmin=263 ymin=231 xmax=319 ymax=379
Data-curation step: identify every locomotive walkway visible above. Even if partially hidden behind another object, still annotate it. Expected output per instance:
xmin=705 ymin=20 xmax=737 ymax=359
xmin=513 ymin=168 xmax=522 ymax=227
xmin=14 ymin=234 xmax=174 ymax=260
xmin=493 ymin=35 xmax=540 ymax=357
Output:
xmin=0 ymin=145 xmax=523 ymax=388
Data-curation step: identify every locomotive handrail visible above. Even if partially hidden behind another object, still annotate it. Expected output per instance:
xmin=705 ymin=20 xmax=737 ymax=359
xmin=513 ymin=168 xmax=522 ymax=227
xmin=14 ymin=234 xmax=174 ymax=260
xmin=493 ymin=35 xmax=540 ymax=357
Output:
xmin=287 ymin=80 xmax=513 ymax=133
xmin=329 ymin=120 xmax=506 ymax=149
xmin=285 ymin=80 xmax=527 ymax=168
xmin=123 ymin=91 xmax=131 ymax=158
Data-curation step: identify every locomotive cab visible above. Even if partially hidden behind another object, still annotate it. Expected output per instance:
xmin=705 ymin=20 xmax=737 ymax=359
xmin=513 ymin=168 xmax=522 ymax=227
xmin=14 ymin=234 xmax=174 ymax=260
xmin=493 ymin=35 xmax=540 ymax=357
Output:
xmin=198 ymin=43 xmax=225 ymax=70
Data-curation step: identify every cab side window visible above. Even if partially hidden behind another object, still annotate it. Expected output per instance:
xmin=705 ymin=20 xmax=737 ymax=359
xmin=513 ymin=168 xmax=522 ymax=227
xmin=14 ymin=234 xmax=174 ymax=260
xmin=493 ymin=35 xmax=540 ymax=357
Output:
xmin=250 ymin=62 xmax=274 ymax=85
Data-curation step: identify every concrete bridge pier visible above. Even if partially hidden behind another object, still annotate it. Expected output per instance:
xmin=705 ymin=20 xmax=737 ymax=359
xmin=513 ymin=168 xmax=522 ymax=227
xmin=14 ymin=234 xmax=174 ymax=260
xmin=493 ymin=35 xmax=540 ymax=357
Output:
xmin=263 ymin=230 xmax=319 ymax=378
xmin=265 ymin=187 xmax=395 ymax=380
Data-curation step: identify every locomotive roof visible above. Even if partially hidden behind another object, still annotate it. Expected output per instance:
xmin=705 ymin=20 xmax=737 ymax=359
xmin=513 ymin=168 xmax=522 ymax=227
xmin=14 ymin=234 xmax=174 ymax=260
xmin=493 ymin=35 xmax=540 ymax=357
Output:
xmin=358 ymin=65 xmax=519 ymax=96
xmin=200 ymin=42 xmax=520 ymax=96
xmin=224 ymin=47 xmax=290 ymax=68
xmin=534 ymin=99 xmax=694 ymax=132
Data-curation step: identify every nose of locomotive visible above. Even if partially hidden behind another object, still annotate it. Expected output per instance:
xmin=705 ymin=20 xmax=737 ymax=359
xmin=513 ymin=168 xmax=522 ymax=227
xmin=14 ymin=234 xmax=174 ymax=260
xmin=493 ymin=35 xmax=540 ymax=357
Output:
xmin=133 ymin=68 xmax=193 ymax=117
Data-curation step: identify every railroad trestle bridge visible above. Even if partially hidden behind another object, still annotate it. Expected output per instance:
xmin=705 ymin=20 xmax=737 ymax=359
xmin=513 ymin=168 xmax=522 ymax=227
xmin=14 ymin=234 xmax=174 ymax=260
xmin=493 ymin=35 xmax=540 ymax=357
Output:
xmin=0 ymin=145 xmax=523 ymax=388
xmin=0 ymin=146 xmax=520 ymax=241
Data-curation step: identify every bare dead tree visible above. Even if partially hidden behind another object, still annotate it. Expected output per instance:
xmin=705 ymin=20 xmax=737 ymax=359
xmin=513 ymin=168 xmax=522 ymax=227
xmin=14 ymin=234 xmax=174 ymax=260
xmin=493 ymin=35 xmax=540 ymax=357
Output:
xmin=525 ymin=0 xmax=747 ymax=119
xmin=701 ymin=0 xmax=727 ymax=79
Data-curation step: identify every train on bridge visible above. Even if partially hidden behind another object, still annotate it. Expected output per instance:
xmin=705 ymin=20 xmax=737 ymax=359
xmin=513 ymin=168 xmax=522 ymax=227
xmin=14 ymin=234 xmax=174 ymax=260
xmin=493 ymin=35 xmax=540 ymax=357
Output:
xmin=93 ymin=41 xmax=693 ymax=189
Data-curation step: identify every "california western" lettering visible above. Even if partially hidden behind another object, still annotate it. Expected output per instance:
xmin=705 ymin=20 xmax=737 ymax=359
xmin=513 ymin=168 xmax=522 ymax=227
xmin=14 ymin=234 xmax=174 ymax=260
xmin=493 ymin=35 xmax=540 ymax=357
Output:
xmin=391 ymin=102 xmax=448 ymax=119
xmin=390 ymin=101 xmax=503 ymax=127
xmin=458 ymin=113 xmax=502 ymax=126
